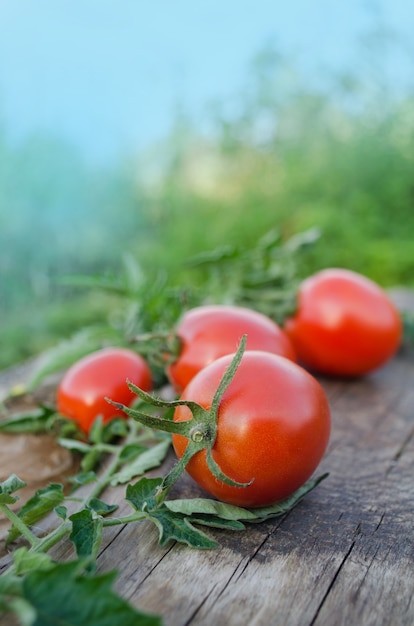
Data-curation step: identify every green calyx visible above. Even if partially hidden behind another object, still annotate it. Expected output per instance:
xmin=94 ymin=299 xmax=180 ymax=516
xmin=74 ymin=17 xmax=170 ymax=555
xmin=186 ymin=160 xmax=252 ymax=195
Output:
xmin=106 ymin=334 xmax=253 ymax=501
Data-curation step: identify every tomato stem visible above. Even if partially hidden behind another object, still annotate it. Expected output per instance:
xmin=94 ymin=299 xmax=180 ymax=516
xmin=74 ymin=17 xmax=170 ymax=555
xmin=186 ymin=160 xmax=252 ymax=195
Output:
xmin=0 ymin=505 xmax=41 ymax=548
xmin=129 ymin=330 xmax=182 ymax=367
xmin=109 ymin=335 xmax=253 ymax=500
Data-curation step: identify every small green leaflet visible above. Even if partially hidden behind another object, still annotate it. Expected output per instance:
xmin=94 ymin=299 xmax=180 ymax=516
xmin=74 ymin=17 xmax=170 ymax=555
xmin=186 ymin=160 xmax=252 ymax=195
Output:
xmin=69 ymin=470 xmax=98 ymax=488
xmin=58 ymin=438 xmax=92 ymax=454
xmin=21 ymin=560 xmax=162 ymax=626
xmin=7 ymin=483 xmax=65 ymax=543
xmin=69 ymin=509 xmax=103 ymax=567
xmin=12 ymin=547 xmax=53 ymax=576
xmin=110 ymin=438 xmax=171 ymax=486
xmin=125 ymin=478 xmax=237 ymax=549
xmin=164 ymin=498 xmax=259 ymax=521
xmin=87 ymin=498 xmax=118 ymax=516
xmin=150 ymin=509 xmax=219 ymax=549
xmin=0 ymin=405 xmax=57 ymax=434
xmin=126 ymin=477 xmax=163 ymax=512
xmin=0 ymin=474 xmax=26 ymax=504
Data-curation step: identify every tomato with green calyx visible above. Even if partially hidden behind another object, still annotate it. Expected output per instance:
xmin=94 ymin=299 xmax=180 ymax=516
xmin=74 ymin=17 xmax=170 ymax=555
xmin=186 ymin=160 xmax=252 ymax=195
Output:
xmin=283 ymin=268 xmax=402 ymax=377
xmin=57 ymin=347 xmax=152 ymax=435
xmin=172 ymin=350 xmax=330 ymax=508
xmin=167 ymin=304 xmax=296 ymax=392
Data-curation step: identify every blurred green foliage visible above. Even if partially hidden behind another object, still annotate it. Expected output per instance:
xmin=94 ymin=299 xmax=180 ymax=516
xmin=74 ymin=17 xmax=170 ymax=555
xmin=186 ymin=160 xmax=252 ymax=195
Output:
xmin=1 ymin=40 xmax=414 ymax=369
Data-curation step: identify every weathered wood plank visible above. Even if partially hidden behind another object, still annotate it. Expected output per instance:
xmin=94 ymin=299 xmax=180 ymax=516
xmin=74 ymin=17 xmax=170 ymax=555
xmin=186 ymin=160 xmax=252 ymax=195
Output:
xmin=91 ymin=348 xmax=414 ymax=626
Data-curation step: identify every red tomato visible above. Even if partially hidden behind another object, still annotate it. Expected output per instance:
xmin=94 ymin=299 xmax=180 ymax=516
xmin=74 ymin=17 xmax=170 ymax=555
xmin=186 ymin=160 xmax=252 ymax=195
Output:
xmin=57 ymin=347 xmax=152 ymax=434
xmin=284 ymin=268 xmax=402 ymax=377
xmin=167 ymin=304 xmax=296 ymax=392
xmin=172 ymin=351 xmax=330 ymax=508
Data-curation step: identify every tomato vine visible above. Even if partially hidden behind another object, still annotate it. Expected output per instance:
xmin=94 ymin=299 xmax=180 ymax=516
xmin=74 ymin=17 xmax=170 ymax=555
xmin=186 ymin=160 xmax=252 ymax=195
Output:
xmin=0 ymin=335 xmax=328 ymax=625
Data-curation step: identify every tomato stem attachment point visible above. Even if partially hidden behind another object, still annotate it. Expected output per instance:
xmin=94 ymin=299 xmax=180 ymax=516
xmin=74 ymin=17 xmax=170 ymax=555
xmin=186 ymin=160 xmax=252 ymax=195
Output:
xmin=107 ymin=335 xmax=253 ymax=501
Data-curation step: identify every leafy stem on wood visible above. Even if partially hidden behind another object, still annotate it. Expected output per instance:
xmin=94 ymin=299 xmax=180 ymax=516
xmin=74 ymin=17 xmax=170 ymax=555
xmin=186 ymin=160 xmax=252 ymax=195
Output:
xmin=0 ymin=330 xmax=328 ymax=625
xmin=0 ymin=415 xmax=170 ymax=625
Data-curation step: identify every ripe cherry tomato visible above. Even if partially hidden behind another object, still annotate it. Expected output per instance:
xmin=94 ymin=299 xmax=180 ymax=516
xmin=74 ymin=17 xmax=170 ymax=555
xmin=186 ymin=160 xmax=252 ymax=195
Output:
xmin=57 ymin=347 xmax=153 ymax=434
xmin=172 ymin=351 xmax=330 ymax=508
xmin=283 ymin=268 xmax=402 ymax=377
xmin=167 ymin=304 xmax=296 ymax=392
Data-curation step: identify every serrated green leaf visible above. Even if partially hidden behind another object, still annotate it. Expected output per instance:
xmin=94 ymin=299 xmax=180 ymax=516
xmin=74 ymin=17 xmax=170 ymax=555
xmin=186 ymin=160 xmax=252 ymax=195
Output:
xmin=102 ymin=417 xmax=129 ymax=439
xmin=58 ymin=438 xmax=92 ymax=453
xmin=87 ymin=498 xmax=118 ymax=516
xmin=7 ymin=483 xmax=65 ymax=543
xmin=0 ymin=474 xmax=27 ymax=494
xmin=0 ymin=405 xmax=57 ymax=434
xmin=89 ymin=415 xmax=105 ymax=444
xmin=125 ymin=477 xmax=163 ymax=512
xmin=13 ymin=547 xmax=53 ymax=576
xmin=111 ymin=439 xmax=171 ymax=486
xmin=69 ymin=471 xmax=98 ymax=488
xmin=150 ymin=507 xmax=218 ymax=549
xmin=22 ymin=560 xmax=162 ymax=625
xmin=69 ymin=509 xmax=103 ymax=567
xmin=81 ymin=448 xmax=103 ymax=472
xmin=118 ymin=443 xmax=147 ymax=463
xmin=189 ymin=514 xmax=245 ymax=531
xmin=0 ymin=474 xmax=26 ymax=504
xmin=55 ymin=505 xmax=68 ymax=520
xmin=164 ymin=497 xmax=259 ymax=521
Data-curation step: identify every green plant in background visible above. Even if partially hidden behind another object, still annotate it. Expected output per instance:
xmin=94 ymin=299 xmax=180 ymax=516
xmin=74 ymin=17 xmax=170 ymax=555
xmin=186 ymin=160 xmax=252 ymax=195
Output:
xmin=1 ymin=34 xmax=414 ymax=370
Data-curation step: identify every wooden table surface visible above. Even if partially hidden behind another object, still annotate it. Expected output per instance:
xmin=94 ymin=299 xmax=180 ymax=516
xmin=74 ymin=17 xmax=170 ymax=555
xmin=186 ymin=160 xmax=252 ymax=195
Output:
xmin=1 ymin=290 xmax=413 ymax=626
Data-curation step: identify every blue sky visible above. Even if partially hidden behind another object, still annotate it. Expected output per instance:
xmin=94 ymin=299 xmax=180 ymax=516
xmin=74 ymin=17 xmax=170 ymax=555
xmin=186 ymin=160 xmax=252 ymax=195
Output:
xmin=0 ymin=1 xmax=412 ymax=164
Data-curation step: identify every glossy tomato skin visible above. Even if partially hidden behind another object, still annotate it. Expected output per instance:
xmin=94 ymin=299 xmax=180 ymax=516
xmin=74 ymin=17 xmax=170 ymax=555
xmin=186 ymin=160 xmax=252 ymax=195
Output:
xmin=172 ymin=351 xmax=330 ymax=508
xmin=57 ymin=347 xmax=152 ymax=434
xmin=167 ymin=304 xmax=296 ymax=392
xmin=283 ymin=268 xmax=402 ymax=377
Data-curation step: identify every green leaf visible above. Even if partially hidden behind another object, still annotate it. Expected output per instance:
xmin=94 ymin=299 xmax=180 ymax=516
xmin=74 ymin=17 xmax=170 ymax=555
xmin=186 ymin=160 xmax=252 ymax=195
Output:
xmin=164 ymin=497 xmax=259 ymax=521
xmin=87 ymin=498 xmax=118 ymax=516
xmin=111 ymin=439 xmax=171 ymax=486
xmin=12 ymin=547 xmax=53 ymax=576
xmin=150 ymin=507 xmax=219 ymax=549
xmin=0 ymin=474 xmax=26 ymax=504
xmin=102 ymin=417 xmax=130 ymax=439
xmin=125 ymin=477 xmax=163 ymax=512
xmin=22 ymin=560 xmax=162 ymax=625
xmin=7 ymin=483 xmax=65 ymax=543
xmin=69 ymin=509 xmax=103 ymax=566
xmin=118 ymin=443 xmax=147 ymax=463
xmin=0 ymin=405 xmax=57 ymax=434
xmin=189 ymin=514 xmax=245 ymax=531
xmin=58 ymin=438 xmax=92 ymax=453
xmin=69 ymin=470 xmax=98 ymax=488
xmin=55 ymin=505 xmax=68 ymax=520
xmin=81 ymin=448 xmax=104 ymax=472
xmin=89 ymin=415 xmax=105 ymax=444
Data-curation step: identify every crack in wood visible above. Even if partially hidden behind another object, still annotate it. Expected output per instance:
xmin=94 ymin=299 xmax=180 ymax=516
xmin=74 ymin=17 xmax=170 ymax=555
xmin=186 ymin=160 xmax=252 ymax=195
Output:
xmin=181 ymin=584 xmax=220 ymax=626
xmin=374 ymin=512 xmax=386 ymax=532
xmin=309 ymin=540 xmax=356 ymax=626
xmin=386 ymin=424 xmax=414 ymax=475
xmin=123 ymin=541 xmax=177 ymax=603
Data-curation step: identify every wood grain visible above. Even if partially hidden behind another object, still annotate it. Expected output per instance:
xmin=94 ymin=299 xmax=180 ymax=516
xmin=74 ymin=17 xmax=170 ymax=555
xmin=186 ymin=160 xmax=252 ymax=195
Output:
xmin=0 ymin=297 xmax=413 ymax=625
